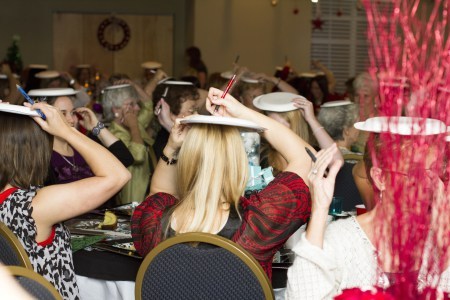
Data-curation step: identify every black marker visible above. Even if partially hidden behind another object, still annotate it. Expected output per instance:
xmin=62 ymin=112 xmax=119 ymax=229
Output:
xmin=305 ymin=147 xmax=317 ymax=162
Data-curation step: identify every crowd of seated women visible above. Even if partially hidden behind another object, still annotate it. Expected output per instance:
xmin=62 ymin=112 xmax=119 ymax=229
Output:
xmin=1 ymin=52 xmax=448 ymax=300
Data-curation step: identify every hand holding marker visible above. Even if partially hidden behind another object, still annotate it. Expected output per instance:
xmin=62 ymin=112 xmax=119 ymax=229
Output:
xmin=16 ymin=84 xmax=46 ymax=120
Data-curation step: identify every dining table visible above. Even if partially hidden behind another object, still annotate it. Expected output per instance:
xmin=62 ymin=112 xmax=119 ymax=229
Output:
xmin=67 ymin=207 xmax=306 ymax=300
xmin=66 ymin=206 xmax=141 ymax=300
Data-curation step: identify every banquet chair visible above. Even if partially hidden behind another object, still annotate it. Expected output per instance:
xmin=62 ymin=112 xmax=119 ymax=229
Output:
xmin=135 ymin=232 xmax=274 ymax=300
xmin=334 ymin=161 xmax=364 ymax=211
xmin=6 ymin=266 xmax=62 ymax=300
xmin=0 ymin=222 xmax=33 ymax=269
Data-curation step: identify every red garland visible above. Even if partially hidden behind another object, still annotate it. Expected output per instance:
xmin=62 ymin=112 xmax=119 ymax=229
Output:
xmin=97 ymin=17 xmax=131 ymax=51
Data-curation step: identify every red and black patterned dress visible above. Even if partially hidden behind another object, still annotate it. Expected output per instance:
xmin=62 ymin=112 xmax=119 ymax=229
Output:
xmin=131 ymin=171 xmax=311 ymax=279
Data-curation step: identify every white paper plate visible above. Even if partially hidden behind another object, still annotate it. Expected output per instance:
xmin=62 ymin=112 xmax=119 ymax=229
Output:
xmin=161 ymin=80 xmax=194 ymax=86
xmin=76 ymin=64 xmax=91 ymax=69
xmin=103 ymin=84 xmax=132 ymax=91
xmin=253 ymin=92 xmax=304 ymax=112
xmin=35 ymin=70 xmax=60 ymax=79
xmin=354 ymin=116 xmax=447 ymax=135
xmin=0 ymin=103 xmax=40 ymax=117
xmin=28 ymin=64 xmax=48 ymax=69
xmin=180 ymin=115 xmax=266 ymax=132
xmin=241 ymin=76 xmax=259 ymax=84
xmin=220 ymin=71 xmax=234 ymax=79
xmin=141 ymin=61 xmax=162 ymax=69
xmin=28 ymin=88 xmax=78 ymax=97
xmin=321 ymin=100 xmax=353 ymax=107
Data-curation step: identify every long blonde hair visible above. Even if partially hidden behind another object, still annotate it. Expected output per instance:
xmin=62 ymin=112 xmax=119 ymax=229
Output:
xmin=265 ymin=110 xmax=313 ymax=175
xmin=171 ymin=124 xmax=249 ymax=234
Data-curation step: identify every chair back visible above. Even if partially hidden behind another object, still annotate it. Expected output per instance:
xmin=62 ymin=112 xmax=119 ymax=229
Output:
xmin=334 ymin=161 xmax=364 ymax=211
xmin=6 ymin=266 xmax=62 ymax=300
xmin=0 ymin=222 xmax=33 ymax=269
xmin=135 ymin=232 xmax=274 ymax=300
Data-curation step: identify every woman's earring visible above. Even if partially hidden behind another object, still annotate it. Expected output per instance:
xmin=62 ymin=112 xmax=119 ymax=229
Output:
xmin=114 ymin=112 xmax=120 ymax=118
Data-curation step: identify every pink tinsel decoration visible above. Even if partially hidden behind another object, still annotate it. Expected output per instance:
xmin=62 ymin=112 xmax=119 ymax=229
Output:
xmin=342 ymin=1 xmax=450 ymax=299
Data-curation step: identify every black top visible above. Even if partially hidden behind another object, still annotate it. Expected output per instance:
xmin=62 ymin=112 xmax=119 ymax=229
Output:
xmin=153 ymin=128 xmax=170 ymax=161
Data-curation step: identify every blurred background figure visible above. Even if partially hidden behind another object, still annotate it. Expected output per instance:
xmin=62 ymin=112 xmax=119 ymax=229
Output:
xmin=183 ymin=46 xmax=208 ymax=89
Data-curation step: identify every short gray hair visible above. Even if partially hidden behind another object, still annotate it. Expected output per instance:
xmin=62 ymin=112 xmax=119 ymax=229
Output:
xmin=102 ymin=85 xmax=138 ymax=122
xmin=317 ymin=103 xmax=359 ymax=141
xmin=353 ymin=72 xmax=378 ymax=96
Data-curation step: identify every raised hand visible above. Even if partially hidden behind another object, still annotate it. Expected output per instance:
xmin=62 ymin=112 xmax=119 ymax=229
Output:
xmin=206 ymin=87 xmax=248 ymax=118
xmin=292 ymin=97 xmax=315 ymax=122
xmin=308 ymin=144 xmax=343 ymax=213
xmin=25 ymin=102 xmax=72 ymax=137
xmin=74 ymin=107 xmax=98 ymax=131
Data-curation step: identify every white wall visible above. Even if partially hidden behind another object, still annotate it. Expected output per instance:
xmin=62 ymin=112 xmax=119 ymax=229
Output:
xmin=192 ymin=0 xmax=312 ymax=76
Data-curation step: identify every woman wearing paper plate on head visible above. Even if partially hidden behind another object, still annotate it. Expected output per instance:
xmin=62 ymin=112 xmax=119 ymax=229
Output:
xmin=253 ymin=92 xmax=341 ymax=176
xmin=0 ymin=100 xmax=130 ymax=299
xmin=286 ymin=116 xmax=450 ymax=299
xmin=102 ymin=83 xmax=156 ymax=205
xmin=131 ymin=87 xmax=345 ymax=279
xmin=27 ymin=88 xmax=134 ymax=191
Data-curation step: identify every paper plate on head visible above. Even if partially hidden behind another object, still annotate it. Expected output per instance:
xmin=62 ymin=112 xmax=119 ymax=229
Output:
xmin=141 ymin=61 xmax=162 ymax=69
xmin=76 ymin=64 xmax=91 ymax=69
xmin=220 ymin=71 xmax=234 ymax=79
xmin=180 ymin=115 xmax=266 ymax=132
xmin=102 ymin=84 xmax=132 ymax=91
xmin=0 ymin=103 xmax=40 ymax=117
xmin=354 ymin=116 xmax=447 ymax=135
xmin=28 ymin=64 xmax=48 ymax=70
xmin=321 ymin=100 xmax=353 ymax=108
xmin=241 ymin=76 xmax=259 ymax=84
xmin=28 ymin=88 xmax=78 ymax=97
xmin=253 ymin=92 xmax=304 ymax=112
xmin=298 ymin=72 xmax=317 ymax=78
xmin=35 ymin=70 xmax=60 ymax=79
xmin=160 ymin=80 xmax=194 ymax=86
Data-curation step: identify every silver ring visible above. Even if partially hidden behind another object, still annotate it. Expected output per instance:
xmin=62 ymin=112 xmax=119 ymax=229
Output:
xmin=311 ymin=169 xmax=318 ymax=175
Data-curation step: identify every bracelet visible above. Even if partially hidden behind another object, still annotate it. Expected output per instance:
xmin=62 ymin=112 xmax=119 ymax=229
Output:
xmin=312 ymin=126 xmax=324 ymax=134
xmin=161 ymin=153 xmax=178 ymax=165
xmin=92 ymin=122 xmax=105 ymax=136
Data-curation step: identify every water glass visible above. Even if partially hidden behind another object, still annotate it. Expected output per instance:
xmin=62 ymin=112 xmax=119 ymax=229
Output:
xmin=329 ymin=196 xmax=343 ymax=215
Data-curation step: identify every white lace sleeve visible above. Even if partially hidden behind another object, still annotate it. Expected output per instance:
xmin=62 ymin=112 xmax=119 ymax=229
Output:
xmin=286 ymin=232 xmax=342 ymax=299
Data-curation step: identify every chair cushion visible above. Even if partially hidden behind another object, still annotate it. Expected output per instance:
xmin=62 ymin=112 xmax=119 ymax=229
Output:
xmin=142 ymin=243 xmax=266 ymax=300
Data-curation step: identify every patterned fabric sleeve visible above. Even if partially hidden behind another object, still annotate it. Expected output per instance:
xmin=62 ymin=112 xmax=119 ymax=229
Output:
xmin=232 ymin=172 xmax=311 ymax=277
xmin=131 ymin=192 xmax=178 ymax=256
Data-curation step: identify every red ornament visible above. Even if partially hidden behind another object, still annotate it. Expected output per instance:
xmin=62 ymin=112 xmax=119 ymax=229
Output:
xmin=293 ymin=8 xmax=299 ymax=15
xmin=312 ymin=17 xmax=324 ymax=30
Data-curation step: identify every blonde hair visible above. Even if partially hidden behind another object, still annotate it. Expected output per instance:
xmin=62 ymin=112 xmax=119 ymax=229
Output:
xmin=265 ymin=110 xmax=313 ymax=175
xmin=171 ymin=124 xmax=249 ymax=234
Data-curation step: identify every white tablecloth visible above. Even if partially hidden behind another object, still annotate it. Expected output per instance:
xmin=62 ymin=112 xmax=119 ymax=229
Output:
xmin=76 ymin=275 xmax=135 ymax=300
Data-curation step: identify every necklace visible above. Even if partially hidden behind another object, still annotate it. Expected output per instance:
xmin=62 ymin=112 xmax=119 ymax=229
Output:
xmin=59 ymin=153 xmax=79 ymax=172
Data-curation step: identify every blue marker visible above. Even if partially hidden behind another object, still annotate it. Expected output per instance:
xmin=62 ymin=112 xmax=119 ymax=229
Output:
xmin=16 ymin=84 xmax=46 ymax=120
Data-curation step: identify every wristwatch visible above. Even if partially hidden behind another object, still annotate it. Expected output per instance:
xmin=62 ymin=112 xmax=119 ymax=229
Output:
xmin=92 ymin=122 xmax=105 ymax=136
xmin=69 ymin=78 xmax=76 ymax=86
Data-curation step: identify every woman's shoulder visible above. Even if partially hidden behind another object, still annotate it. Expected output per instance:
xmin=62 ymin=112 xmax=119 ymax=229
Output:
xmin=133 ymin=192 xmax=178 ymax=216
xmin=324 ymin=217 xmax=371 ymax=250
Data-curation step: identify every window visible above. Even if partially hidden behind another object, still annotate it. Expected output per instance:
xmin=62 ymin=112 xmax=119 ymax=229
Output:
xmin=310 ymin=0 xmax=368 ymax=93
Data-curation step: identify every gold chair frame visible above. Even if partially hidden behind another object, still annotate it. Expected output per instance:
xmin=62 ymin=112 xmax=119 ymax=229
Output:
xmin=0 ymin=222 xmax=33 ymax=269
xmin=7 ymin=266 xmax=62 ymax=300
xmin=135 ymin=232 xmax=274 ymax=300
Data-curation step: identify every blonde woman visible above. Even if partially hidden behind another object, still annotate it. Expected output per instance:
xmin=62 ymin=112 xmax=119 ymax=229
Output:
xmin=131 ymin=88 xmax=331 ymax=279
xmin=254 ymin=94 xmax=338 ymax=175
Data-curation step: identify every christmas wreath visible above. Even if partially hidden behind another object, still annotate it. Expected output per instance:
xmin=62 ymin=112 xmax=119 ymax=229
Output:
xmin=97 ymin=17 xmax=130 ymax=51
